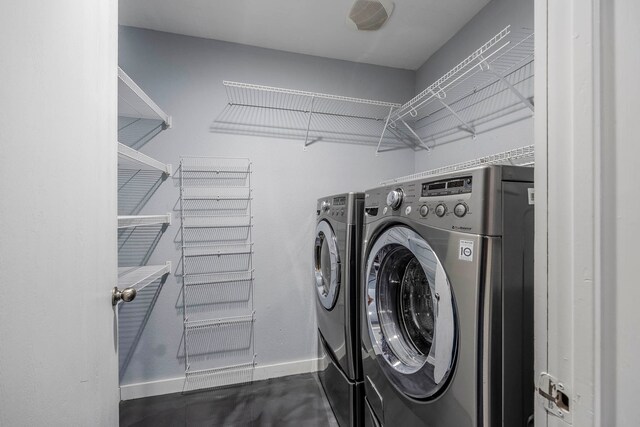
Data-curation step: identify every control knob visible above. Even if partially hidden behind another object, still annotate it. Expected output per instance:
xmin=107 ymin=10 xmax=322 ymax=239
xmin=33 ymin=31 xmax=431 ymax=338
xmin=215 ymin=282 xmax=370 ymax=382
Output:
xmin=435 ymin=204 xmax=447 ymax=217
xmin=321 ymin=201 xmax=330 ymax=212
xmin=419 ymin=205 xmax=429 ymax=217
xmin=386 ymin=189 xmax=404 ymax=210
xmin=454 ymin=203 xmax=468 ymax=217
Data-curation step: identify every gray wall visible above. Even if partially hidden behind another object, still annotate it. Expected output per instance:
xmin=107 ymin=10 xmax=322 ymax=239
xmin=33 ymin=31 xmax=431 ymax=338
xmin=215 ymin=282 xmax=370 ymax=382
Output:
xmin=413 ymin=0 xmax=534 ymax=172
xmin=118 ymin=26 xmax=416 ymax=391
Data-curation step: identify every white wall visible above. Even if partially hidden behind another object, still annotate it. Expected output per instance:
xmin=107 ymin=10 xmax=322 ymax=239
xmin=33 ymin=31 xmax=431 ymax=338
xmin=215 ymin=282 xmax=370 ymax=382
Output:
xmin=0 ymin=1 xmax=119 ymax=425
xmin=413 ymin=0 xmax=534 ymax=172
xmin=117 ymin=27 xmax=416 ymax=396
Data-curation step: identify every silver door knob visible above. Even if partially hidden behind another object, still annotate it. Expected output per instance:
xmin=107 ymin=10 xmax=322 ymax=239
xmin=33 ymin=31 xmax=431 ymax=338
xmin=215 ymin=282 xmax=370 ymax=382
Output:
xmin=112 ymin=286 xmax=137 ymax=306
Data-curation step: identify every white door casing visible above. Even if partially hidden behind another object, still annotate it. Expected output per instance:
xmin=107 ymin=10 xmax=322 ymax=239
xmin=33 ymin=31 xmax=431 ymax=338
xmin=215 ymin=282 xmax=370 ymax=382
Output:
xmin=533 ymin=0 xmax=637 ymax=425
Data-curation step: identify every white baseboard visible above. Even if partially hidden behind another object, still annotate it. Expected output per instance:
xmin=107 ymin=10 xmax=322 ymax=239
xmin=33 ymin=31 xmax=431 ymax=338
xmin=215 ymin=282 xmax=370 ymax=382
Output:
xmin=120 ymin=357 xmax=321 ymax=401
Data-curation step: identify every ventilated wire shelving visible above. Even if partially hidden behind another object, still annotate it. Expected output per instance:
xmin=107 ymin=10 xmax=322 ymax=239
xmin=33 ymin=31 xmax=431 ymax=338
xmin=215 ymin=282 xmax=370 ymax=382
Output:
xmin=213 ymin=25 xmax=534 ymax=154
xmin=179 ymin=156 xmax=256 ymax=391
xmin=117 ymin=263 xmax=171 ymax=294
xmin=118 ymin=213 xmax=172 ymax=229
xmin=214 ymin=81 xmax=408 ymax=151
xmin=116 ymin=67 xmax=173 ymax=311
xmin=383 ymin=25 xmax=535 ymax=148
xmin=381 ymin=145 xmax=534 ymax=186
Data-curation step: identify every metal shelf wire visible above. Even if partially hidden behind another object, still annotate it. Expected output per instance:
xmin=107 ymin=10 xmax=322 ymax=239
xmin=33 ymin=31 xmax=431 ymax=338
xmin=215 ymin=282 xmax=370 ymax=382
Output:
xmin=180 ymin=157 xmax=256 ymax=390
xmin=183 ymin=270 xmax=255 ymax=287
xmin=182 ymin=215 xmax=253 ymax=229
xmin=181 ymin=187 xmax=252 ymax=201
xmin=215 ymin=81 xmax=405 ymax=150
xmin=118 ymin=67 xmax=171 ymax=127
xmin=118 ymin=213 xmax=171 ymax=229
xmin=384 ymin=26 xmax=534 ymax=148
xmin=117 ymin=262 xmax=171 ymax=293
xmin=183 ymin=243 xmax=254 ymax=258
xmin=380 ymin=145 xmax=534 ymax=186
xmin=118 ymin=143 xmax=172 ymax=175
xmin=185 ymin=313 xmax=255 ymax=330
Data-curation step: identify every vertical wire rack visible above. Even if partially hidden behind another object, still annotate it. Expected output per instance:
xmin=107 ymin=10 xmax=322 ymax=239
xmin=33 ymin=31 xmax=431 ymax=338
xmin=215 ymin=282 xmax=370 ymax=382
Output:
xmin=179 ymin=156 xmax=256 ymax=392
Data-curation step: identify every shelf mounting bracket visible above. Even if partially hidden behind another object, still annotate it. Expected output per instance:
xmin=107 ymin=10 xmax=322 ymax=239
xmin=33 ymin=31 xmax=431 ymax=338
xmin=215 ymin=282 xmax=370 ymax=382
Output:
xmin=376 ymin=105 xmax=395 ymax=155
xmin=479 ymin=56 xmax=535 ymax=112
xmin=400 ymin=120 xmax=430 ymax=152
xmin=428 ymin=88 xmax=476 ymax=138
xmin=303 ymin=95 xmax=316 ymax=150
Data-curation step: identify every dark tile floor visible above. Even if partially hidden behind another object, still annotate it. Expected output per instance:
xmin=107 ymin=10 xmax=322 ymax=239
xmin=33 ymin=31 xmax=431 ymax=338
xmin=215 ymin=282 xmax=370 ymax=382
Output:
xmin=120 ymin=373 xmax=339 ymax=427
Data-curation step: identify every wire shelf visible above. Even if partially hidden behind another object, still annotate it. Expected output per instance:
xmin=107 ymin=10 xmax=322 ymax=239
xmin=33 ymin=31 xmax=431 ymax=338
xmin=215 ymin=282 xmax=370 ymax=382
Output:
xmin=183 ymin=243 xmax=254 ymax=258
xmin=380 ymin=145 xmax=534 ymax=185
xmin=117 ymin=262 xmax=171 ymax=293
xmin=118 ymin=143 xmax=172 ymax=175
xmin=118 ymin=67 xmax=171 ymax=127
xmin=118 ymin=213 xmax=171 ymax=229
xmin=184 ymin=358 xmax=257 ymax=391
xmin=185 ymin=359 xmax=257 ymax=378
xmin=213 ymin=81 xmax=406 ymax=150
xmin=383 ymin=26 xmax=534 ymax=148
xmin=185 ymin=313 xmax=255 ymax=330
xmin=180 ymin=156 xmax=255 ymax=390
xmin=182 ymin=215 xmax=252 ymax=229
xmin=184 ymin=270 xmax=255 ymax=286
xmin=181 ymin=187 xmax=252 ymax=201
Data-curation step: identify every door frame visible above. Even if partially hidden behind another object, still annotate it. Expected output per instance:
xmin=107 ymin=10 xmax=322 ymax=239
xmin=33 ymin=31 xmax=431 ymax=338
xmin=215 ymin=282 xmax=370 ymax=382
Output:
xmin=535 ymin=0 xmax=610 ymax=425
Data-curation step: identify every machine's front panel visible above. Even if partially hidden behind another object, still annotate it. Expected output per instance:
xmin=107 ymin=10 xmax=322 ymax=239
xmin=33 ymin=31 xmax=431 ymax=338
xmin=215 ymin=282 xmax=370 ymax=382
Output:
xmin=364 ymin=166 xmax=533 ymax=237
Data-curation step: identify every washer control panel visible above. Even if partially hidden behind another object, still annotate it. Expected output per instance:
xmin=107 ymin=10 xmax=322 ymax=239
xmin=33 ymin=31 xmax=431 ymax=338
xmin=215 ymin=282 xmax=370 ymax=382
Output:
xmin=364 ymin=166 xmax=534 ymax=235
xmin=365 ymin=174 xmax=476 ymax=232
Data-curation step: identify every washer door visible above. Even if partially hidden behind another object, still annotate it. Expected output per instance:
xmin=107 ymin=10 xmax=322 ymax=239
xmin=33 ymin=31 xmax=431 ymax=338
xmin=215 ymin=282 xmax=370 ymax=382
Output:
xmin=365 ymin=225 xmax=458 ymax=400
xmin=314 ymin=220 xmax=341 ymax=310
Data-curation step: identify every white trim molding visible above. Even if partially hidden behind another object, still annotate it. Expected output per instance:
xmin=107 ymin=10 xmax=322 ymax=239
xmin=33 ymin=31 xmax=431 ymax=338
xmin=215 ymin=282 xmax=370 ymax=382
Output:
xmin=120 ymin=358 xmax=322 ymax=401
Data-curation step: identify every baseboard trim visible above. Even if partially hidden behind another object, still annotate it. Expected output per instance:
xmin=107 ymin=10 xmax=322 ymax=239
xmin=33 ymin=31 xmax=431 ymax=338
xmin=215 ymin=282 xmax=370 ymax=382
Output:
xmin=120 ymin=357 xmax=321 ymax=401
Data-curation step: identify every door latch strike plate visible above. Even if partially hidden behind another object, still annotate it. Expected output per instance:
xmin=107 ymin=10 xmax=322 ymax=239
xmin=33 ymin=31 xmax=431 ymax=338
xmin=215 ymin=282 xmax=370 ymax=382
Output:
xmin=537 ymin=372 xmax=571 ymax=421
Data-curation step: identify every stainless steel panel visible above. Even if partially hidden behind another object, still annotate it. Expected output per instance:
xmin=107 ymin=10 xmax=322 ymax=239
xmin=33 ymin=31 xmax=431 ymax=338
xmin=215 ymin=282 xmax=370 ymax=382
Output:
xmin=315 ymin=192 xmax=365 ymax=426
xmin=360 ymin=165 xmax=534 ymax=427
xmin=318 ymin=334 xmax=364 ymax=427
xmin=363 ymin=165 xmax=533 ymax=237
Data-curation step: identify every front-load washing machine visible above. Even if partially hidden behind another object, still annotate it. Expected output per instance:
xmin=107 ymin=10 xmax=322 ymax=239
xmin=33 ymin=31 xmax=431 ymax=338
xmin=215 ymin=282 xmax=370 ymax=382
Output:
xmin=315 ymin=192 xmax=365 ymax=427
xmin=361 ymin=166 xmax=534 ymax=427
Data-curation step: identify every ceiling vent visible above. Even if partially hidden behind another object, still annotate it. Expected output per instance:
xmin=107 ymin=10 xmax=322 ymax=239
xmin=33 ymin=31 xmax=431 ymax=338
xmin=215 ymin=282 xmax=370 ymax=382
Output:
xmin=347 ymin=0 xmax=394 ymax=31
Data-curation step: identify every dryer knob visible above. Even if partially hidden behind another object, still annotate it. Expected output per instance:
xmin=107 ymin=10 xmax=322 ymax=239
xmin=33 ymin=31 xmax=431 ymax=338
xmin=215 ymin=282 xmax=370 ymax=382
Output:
xmin=435 ymin=203 xmax=447 ymax=217
xmin=386 ymin=189 xmax=404 ymax=210
xmin=321 ymin=201 xmax=330 ymax=212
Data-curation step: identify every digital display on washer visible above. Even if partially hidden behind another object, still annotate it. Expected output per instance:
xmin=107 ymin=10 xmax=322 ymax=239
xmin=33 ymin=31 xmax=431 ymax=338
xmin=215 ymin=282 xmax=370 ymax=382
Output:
xmin=333 ymin=196 xmax=346 ymax=206
xmin=421 ymin=176 xmax=472 ymax=197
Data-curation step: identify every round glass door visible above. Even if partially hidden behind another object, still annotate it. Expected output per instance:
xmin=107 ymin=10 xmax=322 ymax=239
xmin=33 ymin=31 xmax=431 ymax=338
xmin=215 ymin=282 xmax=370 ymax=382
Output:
xmin=314 ymin=220 xmax=340 ymax=310
xmin=365 ymin=226 xmax=458 ymax=399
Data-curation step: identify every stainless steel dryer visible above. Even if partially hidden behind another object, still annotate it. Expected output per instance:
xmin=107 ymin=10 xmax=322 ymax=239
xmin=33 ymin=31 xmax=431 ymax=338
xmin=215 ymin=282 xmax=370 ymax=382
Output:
xmin=361 ymin=166 xmax=534 ymax=427
xmin=315 ymin=193 xmax=365 ymax=427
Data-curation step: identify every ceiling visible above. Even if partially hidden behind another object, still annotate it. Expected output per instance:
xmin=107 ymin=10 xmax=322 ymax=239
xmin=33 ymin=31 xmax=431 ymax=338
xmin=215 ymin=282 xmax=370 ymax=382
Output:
xmin=119 ymin=0 xmax=491 ymax=70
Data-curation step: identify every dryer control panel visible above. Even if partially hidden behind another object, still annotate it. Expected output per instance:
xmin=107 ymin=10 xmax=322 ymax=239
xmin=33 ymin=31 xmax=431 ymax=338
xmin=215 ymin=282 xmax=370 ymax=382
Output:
xmin=364 ymin=166 xmax=534 ymax=236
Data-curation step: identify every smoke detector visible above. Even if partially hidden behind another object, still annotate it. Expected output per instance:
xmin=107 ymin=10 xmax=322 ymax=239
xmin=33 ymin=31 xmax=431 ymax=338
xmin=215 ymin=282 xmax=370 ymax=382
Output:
xmin=346 ymin=0 xmax=394 ymax=31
